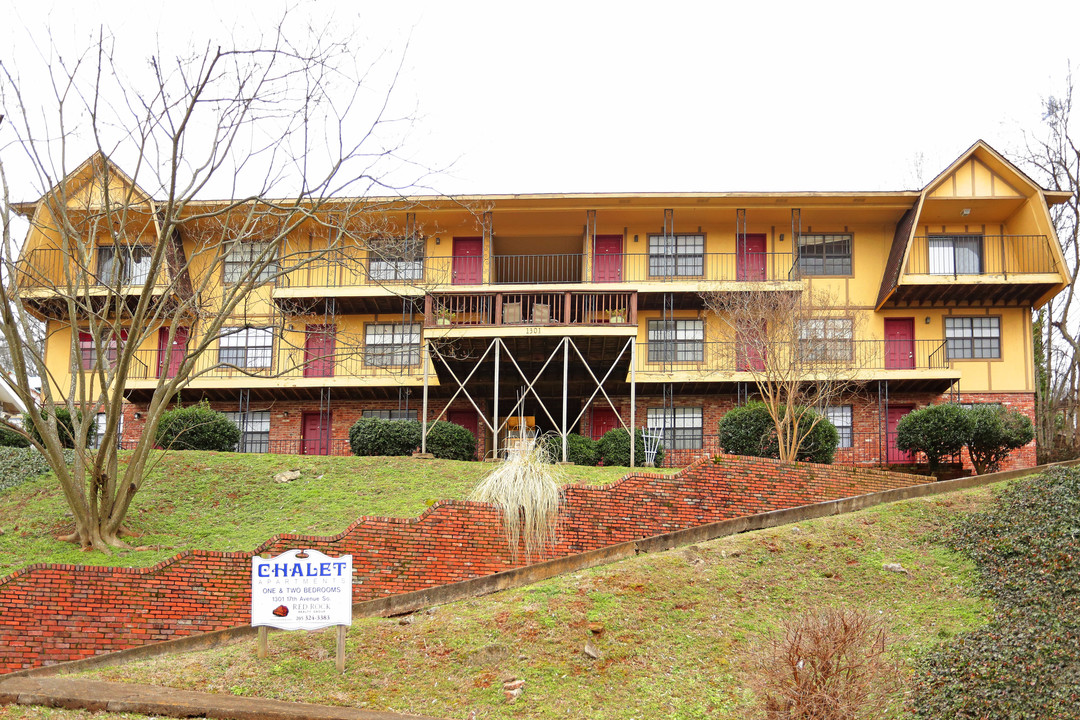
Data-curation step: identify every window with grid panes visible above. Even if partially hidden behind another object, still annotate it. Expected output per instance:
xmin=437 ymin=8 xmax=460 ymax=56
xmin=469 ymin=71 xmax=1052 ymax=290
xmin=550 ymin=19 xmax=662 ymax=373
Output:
xmin=362 ymin=409 xmax=418 ymax=421
xmin=825 ymin=406 xmax=853 ymax=449
xmin=369 ymin=237 xmax=424 ymax=281
xmin=364 ymin=323 xmax=421 ymax=367
xmin=223 ymin=241 xmax=277 ymax=283
xmin=225 ymin=411 xmax=270 ymax=453
xmin=945 ymin=317 xmax=1000 ymax=359
xmin=647 ymin=234 xmax=704 ymax=277
xmin=647 ymin=319 xmax=704 ymax=363
xmin=798 ymin=234 xmax=852 ymax=275
xmin=78 ymin=330 xmax=126 ymax=370
xmin=646 ymin=407 xmax=703 ymax=450
xmin=218 ymin=327 xmax=274 ymax=368
xmin=797 ymin=318 xmax=853 ymax=362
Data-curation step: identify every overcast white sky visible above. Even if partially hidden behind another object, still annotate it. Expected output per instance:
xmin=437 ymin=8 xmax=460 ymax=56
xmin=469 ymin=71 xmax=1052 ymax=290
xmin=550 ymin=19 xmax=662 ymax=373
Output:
xmin=2 ymin=0 xmax=1079 ymax=199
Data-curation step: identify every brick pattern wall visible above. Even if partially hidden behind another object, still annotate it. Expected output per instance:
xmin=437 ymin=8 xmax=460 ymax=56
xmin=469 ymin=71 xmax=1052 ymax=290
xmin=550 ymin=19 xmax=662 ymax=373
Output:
xmin=0 ymin=456 xmax=925 ymax=674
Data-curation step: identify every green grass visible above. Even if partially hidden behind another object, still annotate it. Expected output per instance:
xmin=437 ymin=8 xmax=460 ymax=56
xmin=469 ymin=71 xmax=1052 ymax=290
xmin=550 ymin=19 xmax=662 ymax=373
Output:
xmin=65 ymin=479 xmax=1005 ymax=720
xmin=0 ymin=451 xmax=673 ymax=575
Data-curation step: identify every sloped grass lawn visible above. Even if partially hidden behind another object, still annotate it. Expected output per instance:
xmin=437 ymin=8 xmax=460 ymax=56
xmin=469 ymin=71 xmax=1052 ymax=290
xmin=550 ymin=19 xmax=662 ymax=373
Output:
xmin=67 ymin=481 xmax=1001 ymax=720
xmin=0 ymin=451 xmax=671 ymax=575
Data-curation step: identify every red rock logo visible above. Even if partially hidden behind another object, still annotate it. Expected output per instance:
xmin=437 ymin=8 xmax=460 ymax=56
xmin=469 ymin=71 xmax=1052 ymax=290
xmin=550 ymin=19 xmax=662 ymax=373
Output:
xmin=272 ymin=605 xmax=289 ymax=617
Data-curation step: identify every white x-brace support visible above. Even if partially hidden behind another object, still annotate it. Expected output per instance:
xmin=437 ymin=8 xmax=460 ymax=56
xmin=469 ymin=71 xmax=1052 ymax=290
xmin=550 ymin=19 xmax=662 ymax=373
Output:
xmin=421 ymin=336 xmax=638 ymax=465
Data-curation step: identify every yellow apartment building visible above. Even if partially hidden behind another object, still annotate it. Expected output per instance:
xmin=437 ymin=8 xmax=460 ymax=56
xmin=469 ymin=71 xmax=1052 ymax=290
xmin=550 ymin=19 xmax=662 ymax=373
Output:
xmin=11 ymin=140 xmax=1071 ymax=469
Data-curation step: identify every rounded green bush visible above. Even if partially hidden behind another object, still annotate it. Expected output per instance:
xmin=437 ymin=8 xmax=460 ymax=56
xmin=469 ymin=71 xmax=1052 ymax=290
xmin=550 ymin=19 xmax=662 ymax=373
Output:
xmin=0 ymin=422 xmax=30 ymax=448
xmin=967 ymin=405 xmax=1035 ymax=474
xmin=426 ymin=420 xmax=476 ymax=461
xmin=716 ymin=402 xmax=839 ymax=464
xmin=155 ymin=401 xmax=241 ymax=452
xmin=348 ymin=417 xmax=421 ymax=457
xmin=597 ymin=427 xmax=663 ymax=467
xmin=23 ymin=408 xmax=93 ymax=449
xmin=541 ymin=433 xmax=599 ymax=465
xmin=896 ymin=403 xmax=973 ymax=470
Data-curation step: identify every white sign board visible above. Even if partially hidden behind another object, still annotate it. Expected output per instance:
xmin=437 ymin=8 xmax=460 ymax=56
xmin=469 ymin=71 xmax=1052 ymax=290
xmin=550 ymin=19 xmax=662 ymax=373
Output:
xmin=251 ymin=549 xmax=352 ymax=630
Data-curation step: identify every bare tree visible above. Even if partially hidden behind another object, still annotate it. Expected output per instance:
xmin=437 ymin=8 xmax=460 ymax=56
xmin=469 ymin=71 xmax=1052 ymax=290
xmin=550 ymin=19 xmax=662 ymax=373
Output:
xmin=1019 ymin=69 xmax=1080 ymax=462
xmin=0 ymin=21 xmax=434 ymax=551
xmin=702 ymin=287 xmax=867 ymax=463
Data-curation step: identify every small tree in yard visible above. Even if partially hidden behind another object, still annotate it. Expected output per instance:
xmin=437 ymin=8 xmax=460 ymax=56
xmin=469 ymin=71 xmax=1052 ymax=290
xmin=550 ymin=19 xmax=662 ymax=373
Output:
xmin=751 ymin=607 xmax=901 ymax=720
xmin=895 ymin=404 xmax=973 ymax=471
xmin=702 ymin=288 xmax=868 ymax=463
xmin=967 ymin=405 xmax=1035 ymax=474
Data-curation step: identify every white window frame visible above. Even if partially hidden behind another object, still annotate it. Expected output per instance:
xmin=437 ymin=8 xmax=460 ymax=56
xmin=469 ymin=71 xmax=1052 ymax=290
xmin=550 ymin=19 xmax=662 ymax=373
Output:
xmin=825 ymin=405 xmax=853 ymax=449
xmin=945 ymin=317 xmax=1001 ymax=359
xmin=647 ymin=233 xmax=705 ymax=277
xmin=223 ymin=241 xmax=277 ymax=284
xmin=98 ymin=245 xmax=153 ymax=286
xmin=647 ymin=319 xmax=705 ymax=363
xmin=928 ymin=235 xmax=983 ymax=275
xmin=798 ymin=318 xmax=853 ymax=363
xmin=364 ymin=323 xmax=421 ymax=367
xmin=646 ymin=407 xmax=703 ymax=450
xmin=225 ymin=411 xmax=271 ymax=453
xmin=798 ymin=233 xmax=852 ymax=276
xmin=218 ymin=327 xmax=274 ymax=369
xmin=368 ymin=237 xmax=424 ymax=282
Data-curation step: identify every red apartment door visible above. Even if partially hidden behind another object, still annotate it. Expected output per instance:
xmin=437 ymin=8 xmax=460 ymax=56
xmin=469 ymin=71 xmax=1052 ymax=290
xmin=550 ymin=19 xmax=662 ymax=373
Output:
xmin=593 ymin=235 xmax=623 ymax=283
xmin=591 ymin=407 xmax=619 ymax=440
xmin=452 ymin=237 xmax=483 ymax=285
xmin=304 ymin=324 xmax=336 ymax=377
xmin=884 ymin=318 xmax=915 ymax=369
xmin=157 ymin=327 xmax=189 ymax=378
xmin=886 ymin=405 xmax=915 ymax=463
xmin=736 ymin=322 xmax=766 ymax=371
xmin=301 ymin=411 xmax=332 ymax=456
xmin=448 ymin=410 xmax=480 ymax=458
xmin=736 ymin=233 xmax=767 ymax=281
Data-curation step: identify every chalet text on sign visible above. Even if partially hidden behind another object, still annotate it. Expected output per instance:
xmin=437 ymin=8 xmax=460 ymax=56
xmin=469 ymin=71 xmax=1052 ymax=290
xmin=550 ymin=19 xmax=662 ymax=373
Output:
xmin=251 ymin=549 xmax=353 ymax=630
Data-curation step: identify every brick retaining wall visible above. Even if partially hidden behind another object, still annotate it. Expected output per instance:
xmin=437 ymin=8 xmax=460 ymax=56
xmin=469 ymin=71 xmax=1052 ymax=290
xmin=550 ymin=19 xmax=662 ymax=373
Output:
xmin=0 ymin=455 xmax=925 ymax=673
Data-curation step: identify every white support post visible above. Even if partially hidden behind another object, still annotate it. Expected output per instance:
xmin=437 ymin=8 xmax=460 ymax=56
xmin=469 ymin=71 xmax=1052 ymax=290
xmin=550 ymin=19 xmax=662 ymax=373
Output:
xmin=630 ymin=338 xmax=636 ymax=468
xmin=493 ymin=339 xmax=500 ymax=458
xmin=562 ymin=337 xmax=569 ymax=462
xmin=421 ymin=340 xmax=429 ymax=454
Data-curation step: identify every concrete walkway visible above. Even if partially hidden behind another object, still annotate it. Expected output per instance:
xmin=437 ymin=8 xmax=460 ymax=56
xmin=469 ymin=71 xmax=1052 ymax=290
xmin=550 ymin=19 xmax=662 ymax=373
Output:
xmin=0 ymin=676 xmax=450 ymax=720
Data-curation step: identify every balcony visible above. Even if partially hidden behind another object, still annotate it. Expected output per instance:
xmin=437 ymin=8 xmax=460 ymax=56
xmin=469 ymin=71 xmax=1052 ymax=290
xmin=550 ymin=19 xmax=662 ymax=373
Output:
xmin=895 ymin=234 xmax=1062 ymax=305
xmin=122 ymin=343 xmax=424 ymax=402
xmin=633 ymin=339 xmax=957 ymax=392
xmin=423 ymin=291 xmax=637 ymax=335
xmin=273 ymin=250 xmax=800 ymax=312
xmin=16 ymin=247 xmax=169 ymax=316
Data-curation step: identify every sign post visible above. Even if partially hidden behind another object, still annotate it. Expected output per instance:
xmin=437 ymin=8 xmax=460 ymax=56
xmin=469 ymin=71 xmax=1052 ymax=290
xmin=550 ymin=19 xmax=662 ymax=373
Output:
xmin=251 ymin=549 xmax=353 ymax=671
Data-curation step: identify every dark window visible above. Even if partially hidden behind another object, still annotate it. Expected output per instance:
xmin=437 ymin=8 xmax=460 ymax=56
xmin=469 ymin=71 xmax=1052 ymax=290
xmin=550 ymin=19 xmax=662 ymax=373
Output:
xmin=946 ymin=317 xmax=1000 ymax=359
xmin=798 ymin=234 xmax=852 ymax=275
xmin=929 ymin=235 xmax=983 ymax=275
xmin=218 ymin=327 xmax=274 ymax=368
xmin=825 ymin=405 xmax=852 ymax=449
xmin=648 ymin=234 xmax=704 ymax=277
xmin=369 ymin=237 xmax=424 ymax=281
xmin=647 ymin=320 xmax=704 ymax=362
xmin=223 ymin=241 xmax=277 ymax=284
xmin=364 ymin=323 xmax=421 ymax=367
xmin=362 ymin=409 xmax=418 ymax=421
xmin=225 ymin=411 xmax=270 ymax=453
xmin=646 ymin=407 xmax=703 ymax=450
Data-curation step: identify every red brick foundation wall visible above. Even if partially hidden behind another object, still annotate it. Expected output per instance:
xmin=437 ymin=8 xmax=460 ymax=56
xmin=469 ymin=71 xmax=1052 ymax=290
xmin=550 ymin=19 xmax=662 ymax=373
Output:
xmin=0 ymin=455 xmax=925 ymax=673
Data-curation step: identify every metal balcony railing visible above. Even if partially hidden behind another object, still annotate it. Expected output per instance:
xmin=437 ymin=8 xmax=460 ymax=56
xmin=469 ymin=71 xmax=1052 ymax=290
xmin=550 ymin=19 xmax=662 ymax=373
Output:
xmin=15 ymin=247 xmax=169 ymax=290
xmin=634 ymin=339 xmax=950 ymax=373
xmin=425 ymin=291 xmax=636 ymax=327
xmin=276 ymin=249 xmax=801 ymax=289
xmin=124 ymin=343 xmax=423 ymax=381
xmin=905 ymin=235 xmax=1057 ymax=277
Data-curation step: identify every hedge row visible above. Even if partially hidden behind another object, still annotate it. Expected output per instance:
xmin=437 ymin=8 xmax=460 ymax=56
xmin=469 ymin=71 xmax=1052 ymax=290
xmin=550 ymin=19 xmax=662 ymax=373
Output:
xmin=348 ymin=418 xmax=476 ymax=461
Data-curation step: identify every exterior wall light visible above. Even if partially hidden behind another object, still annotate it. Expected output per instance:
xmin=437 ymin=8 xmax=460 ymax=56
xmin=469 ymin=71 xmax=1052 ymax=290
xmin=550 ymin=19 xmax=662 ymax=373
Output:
xmin=960 ymin=208 xmax=971 ymax=216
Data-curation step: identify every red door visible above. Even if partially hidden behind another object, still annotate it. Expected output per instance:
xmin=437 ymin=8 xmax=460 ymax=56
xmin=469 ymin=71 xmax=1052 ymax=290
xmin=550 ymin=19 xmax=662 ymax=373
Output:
xmin=304 ymin=324 xmax=336 ymax=377
xmin=452 ymin=237 xmax=483 ymax=285
xmin=736 ymin=322 xmax=766 ymax=371
xmin=736 ymin=233 xmax=767 ymax=281
xmin=593 ymin=235 xmax=623 ymax=283
xmin=591 ymin=407 xmax=619 ymax=440
xmin=886 ymin=405 xmax=915 ymax=463
xmin=157 ymin=327 xmax=189 ymax=378
xmin=884 ymin=318 xmax=915 ymax=370
xmin=301 ymin=411 xmax=332 ymax=455
xmin=448 ymin=410 xmax=480 ymax=458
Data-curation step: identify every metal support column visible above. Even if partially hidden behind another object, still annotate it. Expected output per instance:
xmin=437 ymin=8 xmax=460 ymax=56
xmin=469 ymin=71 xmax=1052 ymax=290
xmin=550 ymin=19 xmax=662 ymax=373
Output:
xmin=421 ymin=340 xmax=429 ymax=454
xmin=493 ymin=339 xmax=501 ymax=458
xmin=562 ymin=337 xmax=569 ymax=462
xmin=630 ymin=338 xmax=637 ymax=468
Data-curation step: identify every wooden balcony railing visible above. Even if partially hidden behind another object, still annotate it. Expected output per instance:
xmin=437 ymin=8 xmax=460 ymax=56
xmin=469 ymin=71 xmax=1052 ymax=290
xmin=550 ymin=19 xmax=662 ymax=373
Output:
xmin=424 ymin=291 xmax=637 ymax=327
